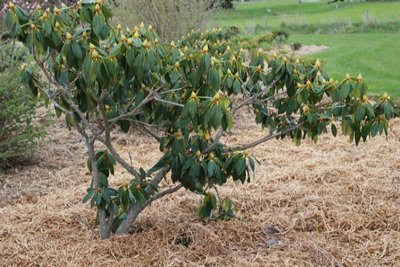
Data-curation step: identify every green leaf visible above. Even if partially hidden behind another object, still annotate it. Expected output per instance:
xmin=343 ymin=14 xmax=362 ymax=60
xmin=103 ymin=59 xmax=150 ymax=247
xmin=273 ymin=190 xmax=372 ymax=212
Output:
xmin=95 ymin=192 xmax=102 ymax=206
xmin=118 ymin=120 xmax=130 ymax=133
xmin=118 ymin=188 xmax=129 ymax=210
xmin=93 ymin=14 xmax=105 ymax=37
xmin=98 ymin=172 xmax=109 ymax=187
xmin=235 ymin=157 xmax=246 ymax=177
xmin=102 ymin=190 xmax=112 ymax=204
xmin=43 ymin=20 xmax=52 ymax=35
xmin=196 ymin=205 xmax=211 ymax=219
xmin=170 ymin=69 xmax=181 ymax=85
xmin=210 ymin=194 xmax=217 ymax=209
xmin=233 ymin=80 xmax=241 ymax=94
xmin=340 ymin=83 xmax=351 ymax=99
xmin=207 ymin=160 xmax=215 ymax=177
xmin=71 ymin=42 xmax=83 ymax=60
xmin=126 ymin=48 xmax=135 ymax=68
xmin=355 ymin=105 xmax=365 ymax=122
xmin=5 ymin=12 xmax=16 ymax=33
xmin=384 ymin=103 xmax=393 ymax=119
xmin=83 ymin=188 xmax=95 ymax=203
xmin=331 ymin=124 xmax=337 ymax=137
xmin=249 ymin=157 xmax=255 ymax=172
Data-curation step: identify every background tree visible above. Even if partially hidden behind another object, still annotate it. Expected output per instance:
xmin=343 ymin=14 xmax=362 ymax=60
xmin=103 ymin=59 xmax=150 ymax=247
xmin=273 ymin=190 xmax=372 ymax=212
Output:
xmin=5 ymin=1 xmax=395 ymax=239
xmin=112 ymin=0 xmax=212 ymax=42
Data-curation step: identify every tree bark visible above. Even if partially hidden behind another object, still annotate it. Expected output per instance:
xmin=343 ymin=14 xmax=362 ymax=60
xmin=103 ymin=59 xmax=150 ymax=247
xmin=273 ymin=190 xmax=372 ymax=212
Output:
xmin=86 ymin=141 xmax=110 ymax=239
xmin=115 ymin=167 xmax=171 ymax=235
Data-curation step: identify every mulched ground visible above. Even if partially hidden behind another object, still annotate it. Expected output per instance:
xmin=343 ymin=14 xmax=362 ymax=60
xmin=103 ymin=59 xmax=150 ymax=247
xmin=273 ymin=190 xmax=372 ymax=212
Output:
xmin=0 ymin=110 xmax=399 ymax=266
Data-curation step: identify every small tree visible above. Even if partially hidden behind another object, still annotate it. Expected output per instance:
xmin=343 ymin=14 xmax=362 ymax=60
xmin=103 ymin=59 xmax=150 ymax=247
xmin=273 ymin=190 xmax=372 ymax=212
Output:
xmin=6 ymin=1 xmax=395 ymax=239
xmin=0 ymin=37 xmax=45 ymax=168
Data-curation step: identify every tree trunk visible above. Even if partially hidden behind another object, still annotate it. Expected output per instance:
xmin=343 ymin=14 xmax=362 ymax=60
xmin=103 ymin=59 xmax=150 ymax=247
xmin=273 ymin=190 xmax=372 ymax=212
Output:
xmin=86 ymin=141 xmax=110 ymax=239
xmin=115 ymin=201 xmax=149 ymax=235
xmin=115 ymin=167 xmax=170 ymax=235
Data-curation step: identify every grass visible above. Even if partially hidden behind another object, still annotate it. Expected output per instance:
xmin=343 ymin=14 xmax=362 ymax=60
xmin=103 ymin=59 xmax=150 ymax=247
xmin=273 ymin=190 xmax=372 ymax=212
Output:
xmin=290 ymin=33 xmax=400 ymax=97
xmin=214 ymin=0 xmax=400 ymax=30
xmin=212 ymin=0 xmax=400 ymax=97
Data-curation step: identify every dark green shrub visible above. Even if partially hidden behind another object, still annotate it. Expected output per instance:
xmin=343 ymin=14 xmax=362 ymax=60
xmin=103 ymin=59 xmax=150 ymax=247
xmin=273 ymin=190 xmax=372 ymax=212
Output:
xmin=0 ymin=40 xmax=44 ymax=168
xmin=291 ymin=42 xmax=302 ymax=51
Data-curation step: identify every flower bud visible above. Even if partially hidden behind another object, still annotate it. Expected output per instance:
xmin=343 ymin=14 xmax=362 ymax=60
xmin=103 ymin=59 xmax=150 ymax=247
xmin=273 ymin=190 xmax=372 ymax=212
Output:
xmin=315 ymin=59 xmax=321 ymax=68
xmin=8 ymin=2 xmax=15 ymax=11
xmin=54 ymin=6 xmax=60 ymax=15
xmin=120 ymin=34 xmax=127 ymax=42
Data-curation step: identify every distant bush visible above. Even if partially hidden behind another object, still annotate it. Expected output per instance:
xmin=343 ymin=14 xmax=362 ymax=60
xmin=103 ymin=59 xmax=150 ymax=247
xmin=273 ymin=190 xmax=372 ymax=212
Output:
xmin=113 ymin=0 xmax=212 ymax=42
xmin=0 ymin=40 xmax=45 ymax=168
xmin=209 ymin=0 xmax=234 ymax=9
xmin=291 ymin=42 xmax=302 ymax=51
xmin=232 ymin=30 xmax=290 ymax=54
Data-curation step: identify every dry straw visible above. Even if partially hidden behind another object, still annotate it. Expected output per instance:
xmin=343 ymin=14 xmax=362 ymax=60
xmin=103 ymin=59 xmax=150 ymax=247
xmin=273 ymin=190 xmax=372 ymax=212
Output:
xmin=1 ymin=110 xmax=399 ymax=266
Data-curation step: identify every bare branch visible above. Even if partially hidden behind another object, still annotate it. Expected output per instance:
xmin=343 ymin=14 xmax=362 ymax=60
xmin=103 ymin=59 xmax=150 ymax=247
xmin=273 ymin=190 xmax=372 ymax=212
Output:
xmin=232 ymin=81 xmax=278 ymax=115
xmin=153 ymin=97 xmax=185 ymax=107
xmin=133 ymin=120 xmax=163 ymax=142
xmin=149 ymin=184 xmax=183 ymax=203
xmin=97 ymin=135 xmax=141 ymax=178
xmin=109 ymin=86 xmax=163 ymax=125
xmin=225 ymin=123 xmax=303 ymax=152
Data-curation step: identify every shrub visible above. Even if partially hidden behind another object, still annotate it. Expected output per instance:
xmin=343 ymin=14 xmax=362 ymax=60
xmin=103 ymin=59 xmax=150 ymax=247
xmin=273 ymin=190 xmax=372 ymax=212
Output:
xmin=5 ymin=1 xmax=395 ymax=239
xmin=112 ymin=0 xmax=212 ymax=42
xmin=208 ymin=0 xmax=234 ymax=9
xmin=291 ymin=42 xmax=302 ymax=51
xmin=0 ymin=40 xmax=44 ymax=168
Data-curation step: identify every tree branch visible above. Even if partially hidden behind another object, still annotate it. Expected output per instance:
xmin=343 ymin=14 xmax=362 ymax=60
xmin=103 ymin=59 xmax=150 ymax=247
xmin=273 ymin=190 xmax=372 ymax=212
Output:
xmin=232 ymin=81 xmax=278 ymax=115
xmin=153 ymin=96 xmax=185 ymax=107
xmin=109 ymin=86 xmax=163 ymax=126
xmin=149 ymin=183 xmax=183 ymax=203
xmin=225 ymin=123 xmax=303 ymax=152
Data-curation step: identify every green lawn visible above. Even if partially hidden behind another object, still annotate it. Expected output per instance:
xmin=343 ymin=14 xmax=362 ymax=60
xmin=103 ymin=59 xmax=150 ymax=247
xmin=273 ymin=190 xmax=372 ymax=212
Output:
xmin=290 ymin=33 xmax=400 ymax=97
xmin=214 ymin=0 xmax=400 ymax=30
xmin=212 ymin=0 xmax=400 ymax=97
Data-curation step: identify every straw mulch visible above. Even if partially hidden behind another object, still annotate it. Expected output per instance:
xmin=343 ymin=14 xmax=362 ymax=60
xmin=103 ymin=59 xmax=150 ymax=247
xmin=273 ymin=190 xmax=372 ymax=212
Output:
xmin=1 ymin=110 xmax=399 ymax=266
